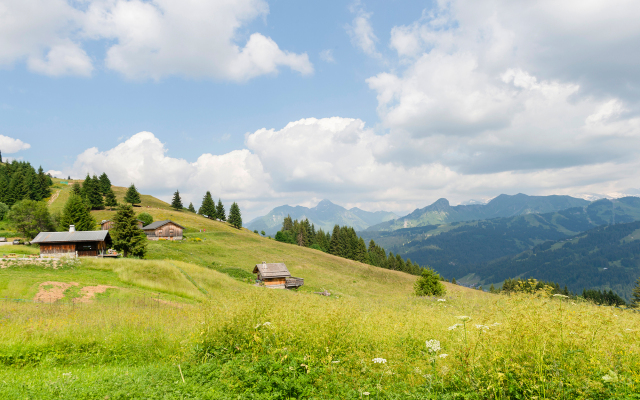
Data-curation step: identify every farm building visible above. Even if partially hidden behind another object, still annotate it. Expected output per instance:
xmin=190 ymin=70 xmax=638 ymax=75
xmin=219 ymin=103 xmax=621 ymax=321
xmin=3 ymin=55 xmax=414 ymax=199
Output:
xmin=252 ymin=262 xmax=304 ymax=289
xmin=100 ymin=219 xmax=144 ymax=230
xmin=142 ymin=220 xmax=184 ymax=240
xmin=31 ymin=226 xmax=112 ymax=257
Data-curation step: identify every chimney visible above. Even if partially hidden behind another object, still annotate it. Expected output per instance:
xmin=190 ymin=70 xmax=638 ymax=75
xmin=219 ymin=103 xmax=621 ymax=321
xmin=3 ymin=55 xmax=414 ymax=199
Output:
xmin=69 ymin=225 xmax=75 ymax=233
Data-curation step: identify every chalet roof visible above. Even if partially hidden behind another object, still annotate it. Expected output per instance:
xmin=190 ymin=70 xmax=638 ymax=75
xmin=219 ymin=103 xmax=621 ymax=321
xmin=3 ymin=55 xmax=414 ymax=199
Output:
xmin=252 ymin=262 xmax=291 ymax=279
xmin=32 ymin=230 xmax=111 ymax=244
xmin=142 ymin=220 xmax=185 ymax=230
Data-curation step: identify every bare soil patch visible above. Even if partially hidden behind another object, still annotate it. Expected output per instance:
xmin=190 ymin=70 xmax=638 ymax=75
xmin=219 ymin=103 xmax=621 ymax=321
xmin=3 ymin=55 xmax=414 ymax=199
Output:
xmin=34 ymin=281 xmax=79 ymax=303
xmin=74 ymin=285 xmax=118 ymax=303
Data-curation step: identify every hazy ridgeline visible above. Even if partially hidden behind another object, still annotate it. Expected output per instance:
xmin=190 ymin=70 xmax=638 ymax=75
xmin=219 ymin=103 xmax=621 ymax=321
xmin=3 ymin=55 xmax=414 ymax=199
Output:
xmin=1 ymin=264 xmax=638 ymax=398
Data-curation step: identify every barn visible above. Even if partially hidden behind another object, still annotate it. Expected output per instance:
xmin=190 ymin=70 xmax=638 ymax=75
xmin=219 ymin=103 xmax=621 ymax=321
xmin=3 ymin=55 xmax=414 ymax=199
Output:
xmin=142 ymin=220 xmax=184 ymax=240
xmin=252 ymin=262 xmax=304 ymax=289
xmin=31 ymin=226 xmax=112 ymax=257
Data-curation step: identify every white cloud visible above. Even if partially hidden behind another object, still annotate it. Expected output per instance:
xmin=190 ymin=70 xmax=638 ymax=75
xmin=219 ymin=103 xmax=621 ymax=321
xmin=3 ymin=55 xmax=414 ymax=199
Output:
xmin=0 ymin=135 xmax=31 ymax=153
xmin=319 ymin=49 xmax=335 ymax=63
xmin=0 ymin=0 xmax=312 ymax=80
xmin=70 ymin=131 xmax=272 ymax=209
xmin=346 ymin=8 xmax=381 ymax=58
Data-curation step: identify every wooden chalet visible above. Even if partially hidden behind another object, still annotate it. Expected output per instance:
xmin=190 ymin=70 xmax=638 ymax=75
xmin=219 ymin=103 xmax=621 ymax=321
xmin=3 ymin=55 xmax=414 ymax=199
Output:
xmin=31 ymin=225 xmax=112 ymax=257
xmin=252 ymin=262 xmax=304 ymax=289
xmin=101 ymin=219 xmax=144 ymax=230
xmin=142 ymin=220 xmax=184 ymax=240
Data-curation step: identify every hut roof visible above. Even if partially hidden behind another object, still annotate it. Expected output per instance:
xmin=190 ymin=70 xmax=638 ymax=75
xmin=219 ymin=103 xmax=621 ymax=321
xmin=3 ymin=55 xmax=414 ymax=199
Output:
xmin=32 ymin=230 xmax=111 ymax=244
xmin=142 ymin=220 xmax=185 ymax=230
xmin=253 ymin=262 xmax=291 ymax=279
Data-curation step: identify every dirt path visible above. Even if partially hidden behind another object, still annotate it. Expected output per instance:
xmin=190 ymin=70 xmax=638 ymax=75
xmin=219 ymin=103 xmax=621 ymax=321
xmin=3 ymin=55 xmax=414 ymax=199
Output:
xmin=34 ymin=281 xmax=78 ymax=303
xmin=74 ymin=285 xmax=117 ymax=303
xmin=47 ymin=190 xmax=60 ymax=206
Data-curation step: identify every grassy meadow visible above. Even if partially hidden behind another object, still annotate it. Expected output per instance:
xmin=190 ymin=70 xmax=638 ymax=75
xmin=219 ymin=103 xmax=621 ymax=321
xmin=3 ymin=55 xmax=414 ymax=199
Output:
xmin=0 ymin=184 xmax=638 ymax=398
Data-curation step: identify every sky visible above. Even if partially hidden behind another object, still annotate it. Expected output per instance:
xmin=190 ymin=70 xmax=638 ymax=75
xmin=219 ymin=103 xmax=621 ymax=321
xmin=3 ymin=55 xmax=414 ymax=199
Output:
xmin=2 ymin=0 xmax=640 ymax=220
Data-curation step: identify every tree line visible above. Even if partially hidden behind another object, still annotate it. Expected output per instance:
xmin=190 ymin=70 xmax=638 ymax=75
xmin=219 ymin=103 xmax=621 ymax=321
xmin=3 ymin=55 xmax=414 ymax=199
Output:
xmin=0 ymin=160 xmax=52 ymax=207
xmin=274 ymin=215 xmax=423 ymax=275
xmin=170 ymin=189 xmax=242 ymax=229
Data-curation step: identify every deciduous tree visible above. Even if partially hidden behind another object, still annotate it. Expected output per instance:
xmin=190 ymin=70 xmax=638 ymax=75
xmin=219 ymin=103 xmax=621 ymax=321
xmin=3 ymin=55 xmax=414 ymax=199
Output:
xmin=8 ymin=200 xmax=54 ymax=239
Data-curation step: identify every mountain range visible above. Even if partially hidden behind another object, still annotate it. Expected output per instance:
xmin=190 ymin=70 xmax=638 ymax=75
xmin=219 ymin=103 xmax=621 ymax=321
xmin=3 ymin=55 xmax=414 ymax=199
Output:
xmin=245 ymin=199 xmax=398 ymax=235
xmin=365 ymin=193 xmax=591 ymax=231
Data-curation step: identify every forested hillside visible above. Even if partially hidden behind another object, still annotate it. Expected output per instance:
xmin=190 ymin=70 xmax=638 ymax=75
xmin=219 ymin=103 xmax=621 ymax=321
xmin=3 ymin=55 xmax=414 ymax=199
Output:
xmin=0 ymin=160 xmax=52 ymax=206
xmin=366 ymin=193 xmax=590 ymax=231
xmin=360 ymin=197 xmax=640 ymax=299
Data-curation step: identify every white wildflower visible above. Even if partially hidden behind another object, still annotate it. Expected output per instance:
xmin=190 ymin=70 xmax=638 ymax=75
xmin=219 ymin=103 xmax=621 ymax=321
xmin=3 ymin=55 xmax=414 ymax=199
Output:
xmin=332 ymin=360 xmax=340 ymax=363
xmin=455 ymin=316 xmax=471 ymax=321
xmin=262 ymin=322 xmax=271 ymax=326
xmin=372 ymin=358 xmax=387 ymax=364
xmin=439 ymin=354 xmax=448 ymax=358
xmin=425 ymin=339 xmax=441 ymax=353
xmin=491 ymin=322 xmax=501 ymax=326
xmin=553 ymin=294 xmax=568 ymax=298
xmin=626 ymin=328 xmax=633 ymax=332
xmin=254 ymin=323 xmax=262 ymax=329
xmin=437 ymin=299 xmax=446 ymax=302
xmin=363 ymin=392 xmax=370 ymax=396
xmin=475 ymin=324 xmax=489 ymax=331
xmin=602 ymin=370 xmax=619 ymax=383
xmin=448 ymin=324 xmax=462 ymax=331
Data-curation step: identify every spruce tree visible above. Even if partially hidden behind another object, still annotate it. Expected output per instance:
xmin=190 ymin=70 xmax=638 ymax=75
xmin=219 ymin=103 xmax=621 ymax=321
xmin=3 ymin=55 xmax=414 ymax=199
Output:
xmin=71 ymin=182 xmax=82 ymax=196
xmin=105 ymin=188 xmax=118 ymax=210
xmin=632 ymin=277 xmax=640 ymax=308
xmin=228 ymin=202 xmax=242 ymax=229
xmin=199 ymin=191 xmax=216 ymax=218
xmin=216 ymin=199 xmax=226 ymax=221
xmin=328 ymin=225 xmax=340 ymax=255
xmin=98 ymin=173 xmax=112 ymax=195
xmin=112 ymin=204 xmax=147 ymax=258
xmin=171 ymin=190 xmax=183 ymax=210
xmin=59 ymin=194 xmax=96 ymax=231
xmin=124 ymin=184 xmax=141 ymax=206
xmin=188 ymin=202 xmax=196 ymax=213
xmin=87 ymin=174 xmax=104 ymax=209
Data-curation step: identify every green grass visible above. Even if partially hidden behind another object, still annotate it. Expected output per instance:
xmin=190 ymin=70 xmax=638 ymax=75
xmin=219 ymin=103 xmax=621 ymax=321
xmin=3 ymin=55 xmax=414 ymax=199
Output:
xmin=0 ymin=190 xmax=636 ymax=398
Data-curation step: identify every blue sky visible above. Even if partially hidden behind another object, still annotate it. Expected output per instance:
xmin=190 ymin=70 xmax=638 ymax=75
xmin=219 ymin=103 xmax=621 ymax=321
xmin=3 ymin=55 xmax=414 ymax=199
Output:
xmin=2 ymin=0 xmax=640 ymax=219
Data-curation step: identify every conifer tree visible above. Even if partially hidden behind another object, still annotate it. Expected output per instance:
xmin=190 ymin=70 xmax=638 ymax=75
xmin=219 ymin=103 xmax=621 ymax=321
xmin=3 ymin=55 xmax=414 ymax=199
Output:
xmin=451 ymin=277 xmax=457 ymax=284
xmin=199 ymin=191 xmax=216 ymax=218
xmin=124 ymin=184 xmax=141 ymax=206
xmin=228 ymin=202 xmax=242 ymax=229
xmin=171 ymin=190 xmax=183 ymax=210
xmin=112 ymin=204 xmax=147 ymax=258
xmin=216 ymin=199 xmax=226 ymax=221
xmin=329 ymin=225 xmax=341 ymax=255
xmin=71 ymin=182 xmax=82 ymax=196
xmin=282 ymin=215 xmax=294 ymax=231
xmin=632 ymin=277 xmax=640 ymax=308
xmin=188 ymin=202 xmax=196 ymax=213
xmin=98 ymin=173 xmax=112 ymax=195
xmin=59 ymin=194 xmax=96 ymax=231
xmin=86 ymin=174 xmax=104 ymax=210
xmin=105 ymin=188 xmax=118 ymax=210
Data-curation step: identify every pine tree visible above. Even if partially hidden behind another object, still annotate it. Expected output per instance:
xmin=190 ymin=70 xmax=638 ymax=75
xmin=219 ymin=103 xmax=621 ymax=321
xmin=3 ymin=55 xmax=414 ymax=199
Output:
xmin=87 ymin=175 xmax=104 ymax=210
xmin=98 ymin=173 xmax=112 ymax=195
xmin=105 ymin=188 xmax=118 ymax=210
xmin=282 ymin=215 xmax=293 ymax=231
xmin=124 ymin=184 xmax=141 ymax=206
xmin=112 ymin=204 xmax=147 ymax=258
xmin=59 ymin=194 xmax=97 ymax=231
xmin=632 ymin=277 xmax=640 ymax=308
xmin=216 ymin=199 xmax=226 ymax=221
xmin=228 ymin=202 xmax=242 ymax=229
xmin=71 ymin=182 xmax=82 ymax=196
xmin=329 ymin=225 xmax=341 ymax=255
xmin=199 ymin=191 xmax=216 ymax=218
xmin=171 ymin=190 xmax=183 ymax=210
xmin=188 ymin=202 xmax=196 ymax=213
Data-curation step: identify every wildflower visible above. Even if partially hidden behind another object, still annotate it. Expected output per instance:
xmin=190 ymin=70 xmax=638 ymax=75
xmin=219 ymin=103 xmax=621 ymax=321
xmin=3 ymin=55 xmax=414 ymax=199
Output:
xmin=553 ymin=294 xmax=569 ymax=298
xmin=372 ymin=358 xmax=387 ymax=364
xmin=439 ymin=354 xmax=448 ymax=358
xmin=456 ymin=316 xmax=471 ymax=321
xmin=254 ymin=323 xmax=261 ymax=329
xmin=363 ymin=392 xmax=370 ymax=396
xmin=491 ymin=322 xmax=501 ymax=326
xmin=448 ymin=324 xmax=462 ymax=330
xmin=331 ymin=360 xmax=340 ymax=363
xmin=425 ymin=339 xmax=441 ymax=353
xmin=475 ymin=324 xmax=489 ymax=331
xmin=437 ymin=299 xmax=446 ymax=302
xmin=263 ymin=322 xmax=272 ymax=326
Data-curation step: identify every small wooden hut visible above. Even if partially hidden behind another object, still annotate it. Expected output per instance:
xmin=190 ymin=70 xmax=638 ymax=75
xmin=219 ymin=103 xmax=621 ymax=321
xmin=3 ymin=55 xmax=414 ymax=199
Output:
xmin=142 ymin=220 xmax=184 ymax=240
xmin=31 ymin=226 xmax=112 ymax=257
xmin=252 ymin=262 xmax=304 ymax=289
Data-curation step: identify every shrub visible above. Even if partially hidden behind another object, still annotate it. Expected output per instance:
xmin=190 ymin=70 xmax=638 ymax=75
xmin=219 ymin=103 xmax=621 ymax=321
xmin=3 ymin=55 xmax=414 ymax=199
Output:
xmin=137 ymin=212 xmax=153 ymax=227
xmin=0 ymin=202 xmax=8 ymax=220
xmin=414 ymin=267 xmax=446 ymax=296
